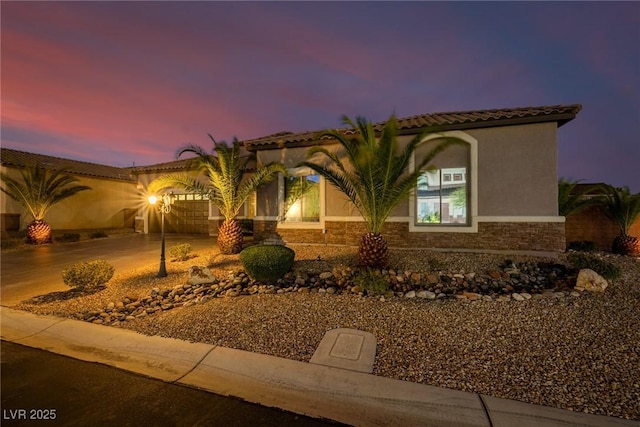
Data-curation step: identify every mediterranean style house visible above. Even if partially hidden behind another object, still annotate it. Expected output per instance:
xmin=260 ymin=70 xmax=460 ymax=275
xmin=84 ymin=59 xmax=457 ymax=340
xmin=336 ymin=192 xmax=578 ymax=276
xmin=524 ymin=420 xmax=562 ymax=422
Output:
xmin=2 ymin=104 xmax=584 ymax=254
xmin=245 ymin=104 xmax=582 ymax=253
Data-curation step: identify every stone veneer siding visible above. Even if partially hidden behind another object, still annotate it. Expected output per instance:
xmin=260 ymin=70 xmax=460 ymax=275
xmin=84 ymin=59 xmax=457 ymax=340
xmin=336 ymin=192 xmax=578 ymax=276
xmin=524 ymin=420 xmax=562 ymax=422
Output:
xmin=253 ymin=220 xmax=565 ymax=253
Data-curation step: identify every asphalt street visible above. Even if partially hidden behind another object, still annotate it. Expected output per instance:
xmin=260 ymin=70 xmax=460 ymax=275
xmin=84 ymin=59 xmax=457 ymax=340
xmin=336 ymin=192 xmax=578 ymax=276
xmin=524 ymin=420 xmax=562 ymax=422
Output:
xmin=0 ymin=341 xmax=342 ymax=427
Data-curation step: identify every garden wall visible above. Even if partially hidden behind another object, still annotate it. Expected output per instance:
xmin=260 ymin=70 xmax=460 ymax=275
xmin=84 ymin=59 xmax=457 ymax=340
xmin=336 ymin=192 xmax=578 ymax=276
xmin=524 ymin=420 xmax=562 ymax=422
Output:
xmin=565 ymin=205 xmax=640 ymax=251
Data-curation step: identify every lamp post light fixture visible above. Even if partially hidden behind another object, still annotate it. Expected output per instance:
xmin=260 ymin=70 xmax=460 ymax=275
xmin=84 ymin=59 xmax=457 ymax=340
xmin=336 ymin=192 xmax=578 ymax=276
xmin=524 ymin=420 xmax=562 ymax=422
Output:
xmin=148 ymin=192 xmax=173 ymax=278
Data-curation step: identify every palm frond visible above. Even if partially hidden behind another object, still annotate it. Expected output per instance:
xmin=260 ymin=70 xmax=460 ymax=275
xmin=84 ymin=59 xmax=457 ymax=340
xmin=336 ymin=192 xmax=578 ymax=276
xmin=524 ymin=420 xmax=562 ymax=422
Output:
xmin=303 ymin=114 xmax=462 ymax=233
xmin=154 ymin=136 xmax=283 ymax=221
xmin=597 ymin=185 xmax=640 ymax=234
xmin=558 ymin=179 xmax=599 ymax=217
xmin=0 ymin=164 xmax=91 ymax=221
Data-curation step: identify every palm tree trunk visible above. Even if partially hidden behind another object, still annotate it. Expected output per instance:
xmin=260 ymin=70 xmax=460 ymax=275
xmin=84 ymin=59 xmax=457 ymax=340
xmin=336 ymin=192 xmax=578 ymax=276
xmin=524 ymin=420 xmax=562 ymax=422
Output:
xmin=358 ymin=232 xmax=389 ymax=268
xmin=26 ymin=220 xmax=52 ymax=245
xmin=218 ymin=218 xmax=244 ymax=254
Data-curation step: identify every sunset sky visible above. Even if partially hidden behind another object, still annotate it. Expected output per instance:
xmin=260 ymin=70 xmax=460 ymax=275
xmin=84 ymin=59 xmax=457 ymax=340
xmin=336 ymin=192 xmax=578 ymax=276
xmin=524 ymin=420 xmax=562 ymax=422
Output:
xmin=1 ymin=1 xmax=638 ymax=191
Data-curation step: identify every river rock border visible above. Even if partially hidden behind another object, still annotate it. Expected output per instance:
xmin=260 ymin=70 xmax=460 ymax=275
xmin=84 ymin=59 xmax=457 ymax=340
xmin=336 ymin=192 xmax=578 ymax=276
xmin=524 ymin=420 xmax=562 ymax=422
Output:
xmin=80 ymin=260 xmax=599 ymax=326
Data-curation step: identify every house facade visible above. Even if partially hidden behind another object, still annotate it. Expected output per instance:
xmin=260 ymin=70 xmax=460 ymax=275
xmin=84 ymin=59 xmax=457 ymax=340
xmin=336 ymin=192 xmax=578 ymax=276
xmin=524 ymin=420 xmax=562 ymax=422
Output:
xmin=1 ymin=104 xmax=585 ymax=254
xmin=1 ymin=148 xmax=139 ymax=234
xmin=244 ymin=105 xmax=582 ymax=253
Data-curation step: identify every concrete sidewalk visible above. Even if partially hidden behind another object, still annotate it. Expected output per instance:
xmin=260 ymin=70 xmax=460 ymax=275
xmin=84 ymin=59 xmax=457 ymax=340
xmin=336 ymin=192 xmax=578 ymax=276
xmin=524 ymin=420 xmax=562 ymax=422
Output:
xmin=1 ymin=307 xmax=637 ymax=427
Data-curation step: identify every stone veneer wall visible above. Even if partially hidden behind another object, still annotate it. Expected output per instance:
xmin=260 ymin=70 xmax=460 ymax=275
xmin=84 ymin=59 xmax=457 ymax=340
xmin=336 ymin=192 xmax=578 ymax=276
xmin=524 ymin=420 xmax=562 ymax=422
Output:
xmin=253 ymin=220 xmax=565 ymax=253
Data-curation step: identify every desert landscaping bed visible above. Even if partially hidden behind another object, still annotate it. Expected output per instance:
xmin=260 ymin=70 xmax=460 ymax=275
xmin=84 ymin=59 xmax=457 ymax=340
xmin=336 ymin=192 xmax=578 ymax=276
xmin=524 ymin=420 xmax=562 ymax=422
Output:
xmin=14 ymin=244 xmax=640 ymax=421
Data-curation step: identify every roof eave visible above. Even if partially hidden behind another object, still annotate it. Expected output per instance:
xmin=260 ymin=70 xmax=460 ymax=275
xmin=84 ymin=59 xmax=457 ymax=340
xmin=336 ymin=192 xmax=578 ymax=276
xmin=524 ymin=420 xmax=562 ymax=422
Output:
xmin=245 ymin=111 xmax=580 ymax=151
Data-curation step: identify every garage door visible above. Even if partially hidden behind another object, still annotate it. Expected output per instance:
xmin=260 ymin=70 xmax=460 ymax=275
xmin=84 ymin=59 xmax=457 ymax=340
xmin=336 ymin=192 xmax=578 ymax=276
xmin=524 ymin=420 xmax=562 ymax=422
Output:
xmin=149 ymin=194 xmax=209 ymax=234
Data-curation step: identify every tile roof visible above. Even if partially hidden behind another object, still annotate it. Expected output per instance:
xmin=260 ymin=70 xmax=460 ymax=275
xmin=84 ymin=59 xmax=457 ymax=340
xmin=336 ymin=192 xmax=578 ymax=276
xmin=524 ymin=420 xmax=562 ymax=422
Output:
xmin=242 ymin=104 xmax=582 ymax=150
xmin=0 ymin=148 xmax=136 ymax=181
xmin=126 ymin=158 xmax=198 ymax=174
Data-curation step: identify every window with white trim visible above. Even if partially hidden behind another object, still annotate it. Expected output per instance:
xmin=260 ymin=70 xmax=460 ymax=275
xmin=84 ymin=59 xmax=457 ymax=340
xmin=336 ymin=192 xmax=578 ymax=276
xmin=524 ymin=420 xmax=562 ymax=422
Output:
xmin=415 ymin=142 xmax=470 ymax=226
xmin=280 ymin=172 xmax=320 ymax=223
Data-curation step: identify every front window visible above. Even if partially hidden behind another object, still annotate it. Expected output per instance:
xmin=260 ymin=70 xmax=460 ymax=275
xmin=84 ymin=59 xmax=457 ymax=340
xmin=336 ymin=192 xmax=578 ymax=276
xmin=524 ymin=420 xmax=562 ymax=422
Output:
xmin=417 ymin=168 xmax=467 ymax=224
xmin=282 ymin=174 xmax=320 ymax=222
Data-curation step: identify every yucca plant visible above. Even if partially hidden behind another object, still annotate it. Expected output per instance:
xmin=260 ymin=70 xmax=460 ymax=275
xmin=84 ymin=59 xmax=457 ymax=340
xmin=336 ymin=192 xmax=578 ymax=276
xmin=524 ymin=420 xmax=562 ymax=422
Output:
xmin=0 ymin=164 xmax=91 ymax=244
xmin=597 ymin=185 xmax=640 ymax=256
xmin=149 ymin=136 xmax=285 ymax=254
xmin=558 ymin=178 xmax=599 ymax=217
xmin=299 ymin=114 xmax=460 ymax=268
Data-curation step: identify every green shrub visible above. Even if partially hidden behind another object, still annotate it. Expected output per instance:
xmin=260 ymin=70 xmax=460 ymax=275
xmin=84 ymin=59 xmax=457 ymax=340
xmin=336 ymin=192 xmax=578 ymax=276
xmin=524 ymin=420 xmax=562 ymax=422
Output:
xmin=169 ymin=242 xmax=192 ymax=261
xmin=239 ymin=245 xmax=295 ymax=283
xmin=89 ymin=231 xmax=108 ymax=239
xmin=55 ymin=233 xmax=81 ymax=243
xmin=567 ymin=240 xmax=597 ymax=252
xmin=355 ymin=268 xmax=389 ymax=294
xmin=62 ymin=259 xmax=115 ymax=290
xmin=567 ymin=252 xmax=621 ymax=280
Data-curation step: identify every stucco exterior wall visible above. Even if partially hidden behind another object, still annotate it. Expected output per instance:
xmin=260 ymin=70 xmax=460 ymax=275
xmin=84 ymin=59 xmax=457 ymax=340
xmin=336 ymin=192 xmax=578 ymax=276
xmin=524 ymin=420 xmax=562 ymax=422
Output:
xmin=467 ymin=122 xmax=558 ymax=216
xmin=252 ymin=121 xmax=563 ymax=253
xmin=0 ymin=165 xmax=138 ymax=231
xmin=255 ymin=122 xmax=559 ymax=221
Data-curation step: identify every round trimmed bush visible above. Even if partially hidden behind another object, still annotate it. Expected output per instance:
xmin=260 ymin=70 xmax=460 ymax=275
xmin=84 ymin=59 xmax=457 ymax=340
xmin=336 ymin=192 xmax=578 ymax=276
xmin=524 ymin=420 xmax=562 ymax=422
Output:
xmin=62 ymin=259 xmax=115 ymax=290
xmin=239 ymin=245 xmax=295 ymax=283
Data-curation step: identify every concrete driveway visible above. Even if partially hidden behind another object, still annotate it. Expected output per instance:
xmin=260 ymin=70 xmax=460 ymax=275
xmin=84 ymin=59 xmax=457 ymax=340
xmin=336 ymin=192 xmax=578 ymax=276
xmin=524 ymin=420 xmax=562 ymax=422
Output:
xmin=0 ymin=233 xmax=215 ymax=306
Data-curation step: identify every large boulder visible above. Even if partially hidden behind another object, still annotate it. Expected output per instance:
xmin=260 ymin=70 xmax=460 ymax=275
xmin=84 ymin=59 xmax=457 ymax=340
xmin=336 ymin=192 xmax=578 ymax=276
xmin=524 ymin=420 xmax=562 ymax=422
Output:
xmin=188 ymin=266 xmax=216 ymax=286
xmin=575 ymin=268 xmax=608 ymax=292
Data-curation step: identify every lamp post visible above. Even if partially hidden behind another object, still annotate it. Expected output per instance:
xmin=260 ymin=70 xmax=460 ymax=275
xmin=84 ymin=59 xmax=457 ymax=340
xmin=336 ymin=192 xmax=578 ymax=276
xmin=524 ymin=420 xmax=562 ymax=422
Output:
xmin=148 ymin=193 xmax=173 ymax=278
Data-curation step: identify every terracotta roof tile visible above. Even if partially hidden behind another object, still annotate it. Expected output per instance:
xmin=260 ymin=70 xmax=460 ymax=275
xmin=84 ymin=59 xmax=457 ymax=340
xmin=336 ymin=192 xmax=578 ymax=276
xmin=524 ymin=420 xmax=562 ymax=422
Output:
xmin=127 ymin=158 xmax=198 ymax=173
xmin=0 ymin=148 xmax=136 ymax=181
xmin=243 ymin=104 xmax=582 ymax=150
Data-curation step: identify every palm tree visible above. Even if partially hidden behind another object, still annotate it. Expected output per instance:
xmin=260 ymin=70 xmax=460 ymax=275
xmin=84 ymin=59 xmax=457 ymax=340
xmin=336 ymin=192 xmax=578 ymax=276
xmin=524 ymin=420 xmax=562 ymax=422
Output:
xmin=598 ymin=185 xmax=640 ymax=256
xmin=558 ymin=178 xmax=599 ymax=217
xmin=148 ymin=136 xmax=285 ymax=254
xmin=0 ymin=163 xmax=91 ymax=244
xmin=299 ymin=114 xmax=460 ymax=268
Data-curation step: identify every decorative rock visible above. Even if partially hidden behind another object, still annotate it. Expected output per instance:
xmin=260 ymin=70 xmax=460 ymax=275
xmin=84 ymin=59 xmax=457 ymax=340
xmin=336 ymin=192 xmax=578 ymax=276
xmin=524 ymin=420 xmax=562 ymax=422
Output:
xmin=488 ymin=270 xmax=502 ymax=279
xmin=188 ymin=266 xmax=216 ymax=286
xmin=512 ymin=293 xmax=525 ymax=301
xmin=417 ymin=290 xmax=435 ymax=299
xmin=520 ymin=292 xmax=532 ymax=300
xmin=319 ymin=272 xmax=333 ymax=280
xmin=404 ymin=290 xmax=416 ymax=298
xmin=225 ymin=289 xmax=239 ymax=297
xmin=351 ymin=285 xmax=363 ymax=294
xmin=575 ymin=269 xmax=608 ymax=292
xmin=462 ymin=292 xmax=482 ymax=301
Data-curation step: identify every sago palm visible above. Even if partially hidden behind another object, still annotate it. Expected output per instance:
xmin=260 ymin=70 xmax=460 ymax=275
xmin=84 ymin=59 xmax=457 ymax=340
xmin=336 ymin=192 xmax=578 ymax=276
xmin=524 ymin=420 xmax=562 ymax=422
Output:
xmin=299 ymin=114 xmax=460 ymax=268
xmin=149 ymin=136 xmax=285 ymax=254
xmin=558 ymin=178 xmax=599 ymax=217
xmin=0 ymin=164 xmax=91 ymax=244
xmin=598 ymin=185 xmax=640 ymax=256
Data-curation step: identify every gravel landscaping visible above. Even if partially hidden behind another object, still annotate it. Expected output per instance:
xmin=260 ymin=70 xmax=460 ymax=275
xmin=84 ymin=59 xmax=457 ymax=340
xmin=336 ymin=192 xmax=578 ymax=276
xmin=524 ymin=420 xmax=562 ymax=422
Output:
xmin=14 ymin=243 xmax=640 ymax=421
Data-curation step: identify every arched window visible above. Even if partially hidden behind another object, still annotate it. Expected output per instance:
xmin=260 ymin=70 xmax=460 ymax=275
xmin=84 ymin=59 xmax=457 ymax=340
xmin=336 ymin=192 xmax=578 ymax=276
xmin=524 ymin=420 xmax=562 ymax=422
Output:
xmin=410 ymin=131 xmax=478 ymax=232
